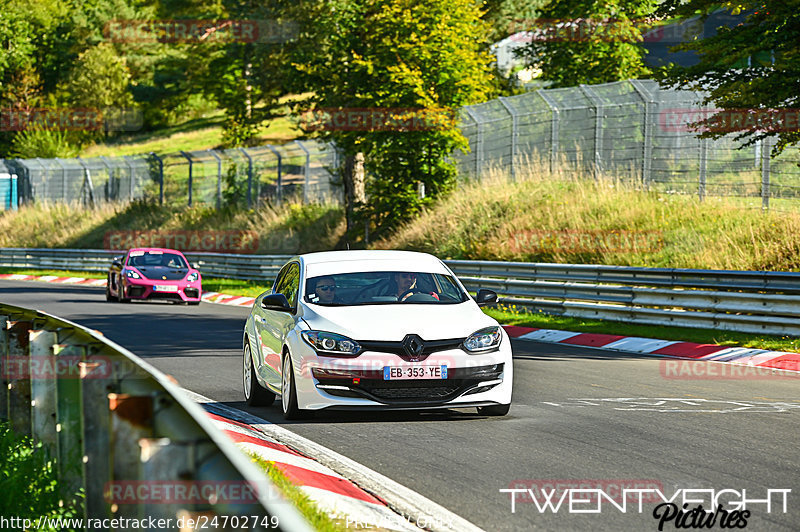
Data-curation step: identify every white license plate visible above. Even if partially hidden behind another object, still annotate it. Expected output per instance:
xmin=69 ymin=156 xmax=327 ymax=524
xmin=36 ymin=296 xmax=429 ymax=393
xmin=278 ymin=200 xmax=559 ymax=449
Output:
xmin=383 ymin=365 xmax=448 ymax=380
xmin=153 ymin=285 xmax=179 ymax=292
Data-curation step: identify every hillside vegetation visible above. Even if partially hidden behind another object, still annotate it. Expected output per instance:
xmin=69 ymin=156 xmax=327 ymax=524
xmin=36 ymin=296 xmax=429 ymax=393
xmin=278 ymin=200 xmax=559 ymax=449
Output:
xmin=3 ymin=163 xmax=800 ymax=271
xmin=378 ymin=166 xmax=800 ymax=272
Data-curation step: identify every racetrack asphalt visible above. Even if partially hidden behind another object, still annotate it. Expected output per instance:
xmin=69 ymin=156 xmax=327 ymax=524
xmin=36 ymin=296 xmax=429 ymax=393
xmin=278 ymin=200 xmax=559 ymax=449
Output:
xmin=2 ymin=279 xmax=799 ymax=531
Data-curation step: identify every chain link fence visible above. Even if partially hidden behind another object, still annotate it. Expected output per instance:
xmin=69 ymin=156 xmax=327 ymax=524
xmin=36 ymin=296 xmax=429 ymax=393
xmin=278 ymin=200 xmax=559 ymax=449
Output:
xmin=455 ymin=79 xmax=800 ymax=209
xmin=1 ymin=140 xmax=341 ymax=209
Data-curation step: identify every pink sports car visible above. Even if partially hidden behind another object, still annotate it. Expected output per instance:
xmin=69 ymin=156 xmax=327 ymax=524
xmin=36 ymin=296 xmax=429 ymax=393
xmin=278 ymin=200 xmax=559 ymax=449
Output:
xmin=106 ymin=248 xmax=202 ymax=305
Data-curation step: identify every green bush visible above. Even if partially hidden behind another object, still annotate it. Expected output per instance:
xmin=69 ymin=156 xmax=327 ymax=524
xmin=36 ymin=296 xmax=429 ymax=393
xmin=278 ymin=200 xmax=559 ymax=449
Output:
xmin=0 ymin=422 xmax=83 ymax=530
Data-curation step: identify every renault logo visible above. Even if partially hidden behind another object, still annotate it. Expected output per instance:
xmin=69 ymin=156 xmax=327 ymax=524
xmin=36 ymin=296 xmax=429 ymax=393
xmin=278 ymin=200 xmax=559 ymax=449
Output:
xmin=162 ymin=276 xmax=167 ymax=280
xmin=402 ymin=334 xmax=425 ymax=359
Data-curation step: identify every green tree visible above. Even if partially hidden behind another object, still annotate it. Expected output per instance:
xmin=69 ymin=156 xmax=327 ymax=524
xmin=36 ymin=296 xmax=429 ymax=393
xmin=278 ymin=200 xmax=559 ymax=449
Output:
xmin=657 ymin=1 xmax=800 ymax=154
xmin=516 ymin=0 xmax=657 ymax=87
xmin=289 ymin=0 xmax=493 ymax=236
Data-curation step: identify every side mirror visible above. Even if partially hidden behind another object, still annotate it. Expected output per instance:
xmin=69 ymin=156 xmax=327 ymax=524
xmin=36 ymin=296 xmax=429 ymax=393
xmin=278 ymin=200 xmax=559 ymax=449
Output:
xmin=475 ymin=289 xmax=498 ymax=307
xmin=112 ymin=256 xmax=123 ymax=268
xmin=261 ymin=293 xmax=292 ymax=312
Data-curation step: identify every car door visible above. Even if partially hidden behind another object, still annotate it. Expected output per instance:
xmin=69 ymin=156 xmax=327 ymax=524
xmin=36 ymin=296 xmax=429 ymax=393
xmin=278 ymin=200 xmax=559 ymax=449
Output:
xmin=256 ymin=262 xmax=300 ymax=390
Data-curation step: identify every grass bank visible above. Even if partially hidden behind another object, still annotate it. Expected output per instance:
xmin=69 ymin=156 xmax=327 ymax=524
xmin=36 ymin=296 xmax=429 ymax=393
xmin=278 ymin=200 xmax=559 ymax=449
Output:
xmin=378 ymin=165 xmax=800 ymax=271
xmin=0 ymin=201 xmax=345 ymax=255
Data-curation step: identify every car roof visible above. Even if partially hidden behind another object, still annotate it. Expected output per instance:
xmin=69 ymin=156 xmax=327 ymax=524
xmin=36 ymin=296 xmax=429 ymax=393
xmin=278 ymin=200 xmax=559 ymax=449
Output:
xmin=128 ymin=247 xmax=185 ymax=255
xmin=300 ymin=250 xmax=450 ymax=277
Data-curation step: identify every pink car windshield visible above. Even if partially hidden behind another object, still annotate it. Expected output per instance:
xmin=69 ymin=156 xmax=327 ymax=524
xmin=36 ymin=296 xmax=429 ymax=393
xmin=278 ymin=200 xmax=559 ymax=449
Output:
xmin=127 ymin=252 xmax=187 ymax=269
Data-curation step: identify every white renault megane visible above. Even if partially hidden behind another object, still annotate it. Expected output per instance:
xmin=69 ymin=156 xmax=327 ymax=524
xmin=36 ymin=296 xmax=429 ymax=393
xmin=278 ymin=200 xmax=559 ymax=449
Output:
xmin=242 ymin=250 xmax=513 ymax=419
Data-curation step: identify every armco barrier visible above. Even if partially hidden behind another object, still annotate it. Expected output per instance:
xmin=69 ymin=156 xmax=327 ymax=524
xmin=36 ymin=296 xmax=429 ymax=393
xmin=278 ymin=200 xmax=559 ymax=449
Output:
xmin=2 ymin=248 xmax=800 ymax=336
xmin=0 ymin=302 xmax=312 ymax=532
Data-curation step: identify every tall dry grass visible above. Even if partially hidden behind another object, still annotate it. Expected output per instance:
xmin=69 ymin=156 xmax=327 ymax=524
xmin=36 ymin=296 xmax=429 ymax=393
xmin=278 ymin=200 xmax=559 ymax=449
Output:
xmin=378 ymin=162 xmax=800 ymax=271
xmin=0 ymin=201 xmax=345 ymax=254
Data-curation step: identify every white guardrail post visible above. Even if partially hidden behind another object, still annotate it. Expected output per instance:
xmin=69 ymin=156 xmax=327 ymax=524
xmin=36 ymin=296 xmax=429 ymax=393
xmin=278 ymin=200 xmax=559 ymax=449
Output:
xmin=0 ymin=303 xmax=313 ymax=532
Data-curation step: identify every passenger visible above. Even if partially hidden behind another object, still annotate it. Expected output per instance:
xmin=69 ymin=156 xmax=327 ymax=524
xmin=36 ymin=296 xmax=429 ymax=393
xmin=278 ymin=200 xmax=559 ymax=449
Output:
xmin=310 ymin=276 xmax=337 ymax=304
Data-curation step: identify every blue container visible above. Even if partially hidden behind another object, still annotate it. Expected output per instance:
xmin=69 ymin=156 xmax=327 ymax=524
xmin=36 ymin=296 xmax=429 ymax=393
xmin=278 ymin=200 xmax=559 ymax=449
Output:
xmin=0 ymin=174 xmax=18 ymax=210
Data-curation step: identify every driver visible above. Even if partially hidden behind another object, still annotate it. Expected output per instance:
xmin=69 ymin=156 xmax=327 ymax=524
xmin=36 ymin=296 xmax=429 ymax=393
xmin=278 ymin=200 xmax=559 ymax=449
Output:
xmin=394 ymin=272 xmax=439 ymax=301
xmin=394 ymin=272 xmax=417 ymax=300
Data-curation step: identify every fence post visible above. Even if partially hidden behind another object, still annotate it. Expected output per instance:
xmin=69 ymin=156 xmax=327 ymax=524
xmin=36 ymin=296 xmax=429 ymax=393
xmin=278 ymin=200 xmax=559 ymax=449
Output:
xmin=150 ymin=152 xmax=164 ymax=205
xmin=579 ymin=85 xmax=603 ymax=178
xmin=54 ymin=343 xmax=85 ymax=501
xmin=538 ymin=91 xmax=559 ymax=174
xmin=239 ymin=148 xmax=254 ymax=208
xmin=699 ymin=133 xmax=708 ymax=201
xmin=208 ymin=149 xmax=223 ymax=209
xmin=54 ymin=157 xmax=68 ymax=201
xmin=29 ymin=329 xmax=59 ymax=459
xmin=80 ymin=356 xmax=113 ymax=521
xmin=123 ymin=156 xmax=136 ymax=202
xmin=295 ymin=140 xmax=311 ymax=204
xmin=7 ymin=320 xmax=33 ymax=436
xmin=630 ymin=80 xmax=654 ymax=187
xmin=0 ymin=315 xmax=8 ymax=421
xmin=761 ymin=136 xmax=771 ymax=210
xmin=76 ymin=157 xmax=96 ymax=207
xmin=267 ymin=145 xmax=283 ymax=206
xmin=463 ymin=108 xmax=482 ymax=177
xmin=497 ymin=97 xmax=517 ymax=181
xmin=180 ymin=151 xmax=193 ymax=207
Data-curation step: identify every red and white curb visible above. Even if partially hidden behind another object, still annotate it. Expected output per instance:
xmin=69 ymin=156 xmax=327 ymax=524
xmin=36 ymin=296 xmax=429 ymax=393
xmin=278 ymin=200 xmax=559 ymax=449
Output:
xmin=0 ymin=273 xmax=107 ymax=287
xmin=0 ymin=273 xmax=256 ymax=308
xmin=182 ymin=391 xmax=482 ymax=532
xmin=503 ymin=325 xmax=800 ymax=373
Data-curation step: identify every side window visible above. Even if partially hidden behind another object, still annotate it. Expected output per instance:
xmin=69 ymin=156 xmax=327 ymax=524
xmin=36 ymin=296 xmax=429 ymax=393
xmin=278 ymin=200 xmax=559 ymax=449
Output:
xmin=274 ymin=262 xmax=300 ymax=308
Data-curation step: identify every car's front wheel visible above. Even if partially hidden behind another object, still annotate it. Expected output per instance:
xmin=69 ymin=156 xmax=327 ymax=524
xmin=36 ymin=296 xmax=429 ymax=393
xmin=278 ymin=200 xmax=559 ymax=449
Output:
xmin=281 ymin=354 xmax=303 ymax=420
xmin=105 ymin=279 xmax=114 ymax=302
xmin=477 ymin=404 xmax=511 ymax=416
xmin=243 ymin=343 xmax=275 ymax=406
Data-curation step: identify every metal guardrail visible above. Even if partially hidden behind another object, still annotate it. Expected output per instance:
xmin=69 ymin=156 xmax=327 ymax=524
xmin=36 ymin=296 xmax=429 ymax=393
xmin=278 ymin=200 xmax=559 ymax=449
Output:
xmin=0 ymin=302 xmax=312 ymax=532
xmin=2 ymin=248 xmax=800 ymax=336
xmin=445 ymin=260 xmax=800 ymax=336
xmin=0 ymin=248 xmax=292 ymax=283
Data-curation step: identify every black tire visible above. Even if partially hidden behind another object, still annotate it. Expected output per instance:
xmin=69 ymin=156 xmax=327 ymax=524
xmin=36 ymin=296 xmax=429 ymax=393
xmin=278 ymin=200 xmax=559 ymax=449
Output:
xmin=243 ymin=343 xmax=275 ymax=406
xmin=105 ymin=283 xmax=114 ymax=302
xmin=477 ymin=403 xmax=511 ymax=416
xmin=188 ymin=300 xmax=200 ymax=306
xmin=118 ymin=285 xmax=130 ymax=303
xmin=281 ymin=354 xmax=305 ymax=420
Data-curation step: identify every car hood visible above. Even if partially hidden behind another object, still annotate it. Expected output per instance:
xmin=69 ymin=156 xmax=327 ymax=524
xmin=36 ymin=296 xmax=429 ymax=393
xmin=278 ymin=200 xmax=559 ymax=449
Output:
xmin=300 ymin=302 xmax=498 ymax=341
xmin=134 ymin=266 xmax=189 ymax=281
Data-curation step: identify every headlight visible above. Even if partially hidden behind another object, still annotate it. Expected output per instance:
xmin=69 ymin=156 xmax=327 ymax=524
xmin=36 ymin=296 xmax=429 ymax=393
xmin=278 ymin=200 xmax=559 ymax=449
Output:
xmin=186 ymin=272 xmax=199 ymax=282
xmin=301 ymin=331 xmax=361 ymax=357
xmin=463 ymin=326 xmax=502 ymax=353
xmin=125 ymin=269 xmax=141 ymax=279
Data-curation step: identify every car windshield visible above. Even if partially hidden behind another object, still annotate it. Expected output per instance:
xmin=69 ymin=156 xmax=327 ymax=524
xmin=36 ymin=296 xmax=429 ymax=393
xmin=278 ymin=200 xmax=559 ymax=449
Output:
xmin=305 ymin=271 xmax=469 ymax=306
xmin=127 ymin=251 xmax=187 ymax=269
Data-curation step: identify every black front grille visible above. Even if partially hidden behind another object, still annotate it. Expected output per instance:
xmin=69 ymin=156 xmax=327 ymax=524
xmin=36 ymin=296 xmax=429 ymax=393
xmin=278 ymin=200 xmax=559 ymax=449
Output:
xmin=316 ymin=363 xmax=504 ymax=404
xmin=184 ymin=287 xmax=199 ymax=298
xmin=128 ymin=286 xmax=145 ymax=298
xmin=358 ymin=338 xmax=464 ymax=361
xmin=366 ymin=385 xmax=461 ymax=400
